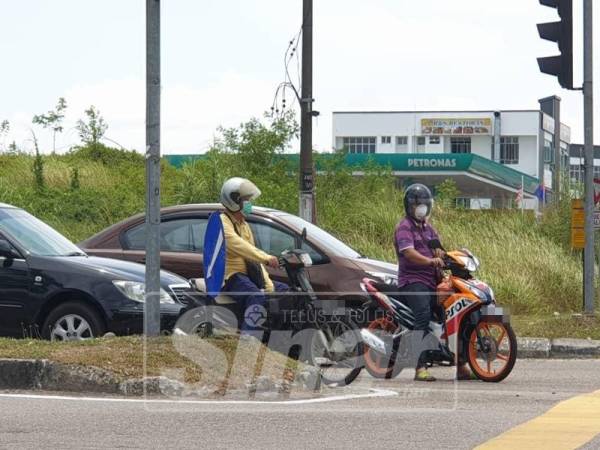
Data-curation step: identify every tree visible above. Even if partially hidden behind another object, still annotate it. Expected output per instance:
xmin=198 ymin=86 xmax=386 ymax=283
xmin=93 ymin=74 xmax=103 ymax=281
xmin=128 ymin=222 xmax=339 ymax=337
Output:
xmin=7 ymin=141 xmax=18 ymax=154
xmin=217 ymin=110 xmax=298 ymax=173
xmin=70 ymin=167 xmax=80 ymax=190
xmin=31 ymin=132 xmax=45 ymax=191
xmin=435 ymin=179 xmax=460 ymax=208
xmin=32 ymin=97 xmax=67 ymax=153
xmin=0 ymin=120 xmax=9 ymax=152
xmin=76 ymin=106 xmax=108 ymax=150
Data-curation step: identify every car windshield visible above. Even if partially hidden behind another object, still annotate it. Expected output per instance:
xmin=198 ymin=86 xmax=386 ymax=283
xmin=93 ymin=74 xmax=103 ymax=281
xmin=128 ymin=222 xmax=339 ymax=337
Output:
xmin=276 ymin=213 xmax=362 ymax=259
xmin=0 ymin=208 xmax=84 ymax=257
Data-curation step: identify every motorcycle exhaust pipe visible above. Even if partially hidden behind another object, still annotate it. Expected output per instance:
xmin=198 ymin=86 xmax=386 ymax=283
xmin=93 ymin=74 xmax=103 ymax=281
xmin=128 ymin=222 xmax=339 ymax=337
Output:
xmin=360 ymin=329 xmax=387 ymax=354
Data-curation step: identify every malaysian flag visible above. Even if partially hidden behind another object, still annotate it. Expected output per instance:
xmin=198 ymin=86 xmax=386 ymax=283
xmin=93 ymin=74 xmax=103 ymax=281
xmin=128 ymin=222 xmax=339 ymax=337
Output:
xmin=515 ymin=184 xmax=523 ymax=207
xmin=516 ymin=175 xmax=525 ymax=213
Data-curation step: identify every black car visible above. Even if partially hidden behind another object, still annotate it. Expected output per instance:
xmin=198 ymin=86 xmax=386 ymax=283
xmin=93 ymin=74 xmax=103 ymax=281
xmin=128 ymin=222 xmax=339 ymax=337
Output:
xmin=0 ymin=203 xmax=195 ymax=340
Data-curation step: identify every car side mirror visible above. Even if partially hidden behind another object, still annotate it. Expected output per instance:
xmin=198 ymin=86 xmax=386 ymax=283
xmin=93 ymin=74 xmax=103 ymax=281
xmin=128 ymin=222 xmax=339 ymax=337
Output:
xmin=0 ymin=240 xmax=17 ymax=259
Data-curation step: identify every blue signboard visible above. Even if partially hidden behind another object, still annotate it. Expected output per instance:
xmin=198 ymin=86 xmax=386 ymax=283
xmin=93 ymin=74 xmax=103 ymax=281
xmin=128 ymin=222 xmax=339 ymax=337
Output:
xmin=203 ymin=212 xmax=226 ymax=297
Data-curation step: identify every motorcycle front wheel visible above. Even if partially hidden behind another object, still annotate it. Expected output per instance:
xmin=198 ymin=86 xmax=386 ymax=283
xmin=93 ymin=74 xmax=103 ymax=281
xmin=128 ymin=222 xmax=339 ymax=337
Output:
xmin=308 ymin=315 xmax=364 ymax=387
xmin=467 ymin=321 xmax=517 ymax=382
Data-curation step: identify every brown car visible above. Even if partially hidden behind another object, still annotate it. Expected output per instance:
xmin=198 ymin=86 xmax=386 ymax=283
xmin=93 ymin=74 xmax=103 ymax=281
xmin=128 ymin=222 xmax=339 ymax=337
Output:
xmin=80 ymin=204 xmax=398 ymax=312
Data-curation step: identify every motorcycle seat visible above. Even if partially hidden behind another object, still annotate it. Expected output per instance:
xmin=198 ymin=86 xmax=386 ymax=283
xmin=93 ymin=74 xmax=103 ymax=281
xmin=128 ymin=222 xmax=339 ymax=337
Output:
xmin=371 ymin=281 xmax=403 ymax=296
xmin=191 ymin=278 xmax=236 ymax=305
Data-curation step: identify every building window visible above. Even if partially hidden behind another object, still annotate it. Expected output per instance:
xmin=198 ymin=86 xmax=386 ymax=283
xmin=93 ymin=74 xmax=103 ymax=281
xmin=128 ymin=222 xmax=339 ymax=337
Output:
xmin=543 ymin=139 xmax=554 ymax=163
xmin=417 ymin=136 xmax=426 ymax=146
xmin=396 ymin=136 xmax=408 ymax=145
xmin=429 ymin=136 xmax=440 ymax=145
xmin=451 ymin=137 xmax=471 ymax=154
xmin=499 ymin=136 xmax=519 ymax=164
xmin=570 ymin=164 xmax=583 ymax=184
xmin=342 ymin=136 xmax=376 ymax=154
xmin=594 ymin=166 xmax=600 ymax=180
xmin=381 ymin=136 xmax=391 ymax=144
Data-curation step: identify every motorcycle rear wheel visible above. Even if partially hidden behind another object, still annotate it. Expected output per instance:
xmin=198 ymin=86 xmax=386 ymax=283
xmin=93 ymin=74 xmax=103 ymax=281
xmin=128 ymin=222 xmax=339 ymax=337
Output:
xmin=467 ymin=321 xmax=517 ymax=382
xmin=363 ymin=317 xmax=403 ymax=379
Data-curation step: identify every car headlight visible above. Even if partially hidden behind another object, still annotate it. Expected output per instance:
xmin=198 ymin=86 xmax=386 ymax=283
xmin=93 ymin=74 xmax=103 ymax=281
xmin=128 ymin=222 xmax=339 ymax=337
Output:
xmin=365 ymin=271 xmax=398 ymax=285
xmin=112 ymin=281 xmax=175 ymax=304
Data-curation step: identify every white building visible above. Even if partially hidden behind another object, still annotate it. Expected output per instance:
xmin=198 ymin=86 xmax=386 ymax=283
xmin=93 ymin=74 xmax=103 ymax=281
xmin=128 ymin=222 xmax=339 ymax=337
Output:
xmin=332 ymin=97 xmax=571 ymax=209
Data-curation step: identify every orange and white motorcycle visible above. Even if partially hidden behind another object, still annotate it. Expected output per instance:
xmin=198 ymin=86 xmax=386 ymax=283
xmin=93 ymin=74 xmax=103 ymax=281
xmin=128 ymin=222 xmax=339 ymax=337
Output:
xmin=359 ymin=247 xmax=517 ymax=382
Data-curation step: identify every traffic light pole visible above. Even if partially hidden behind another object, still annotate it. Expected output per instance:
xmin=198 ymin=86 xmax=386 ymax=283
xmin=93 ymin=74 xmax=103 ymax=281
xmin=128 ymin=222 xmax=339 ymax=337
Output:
xmin=583 ymin=0 xmax=594 ymax=314
xmin=299 ymin=0 xmax=315 ymax=224
xmin=145 ymin=0 xmax=161 ymax=336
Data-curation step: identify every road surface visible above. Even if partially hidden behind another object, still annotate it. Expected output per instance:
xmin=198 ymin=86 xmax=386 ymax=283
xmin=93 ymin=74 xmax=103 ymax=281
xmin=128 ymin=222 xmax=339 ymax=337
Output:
xmin=0 ymin=359 xmax=599 ymax=449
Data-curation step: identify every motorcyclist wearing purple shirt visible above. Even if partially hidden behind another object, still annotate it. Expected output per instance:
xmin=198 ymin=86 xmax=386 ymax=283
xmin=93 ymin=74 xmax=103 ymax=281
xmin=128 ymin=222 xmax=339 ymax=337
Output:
xmin=394 ymin=184 xmax=474 ymax=382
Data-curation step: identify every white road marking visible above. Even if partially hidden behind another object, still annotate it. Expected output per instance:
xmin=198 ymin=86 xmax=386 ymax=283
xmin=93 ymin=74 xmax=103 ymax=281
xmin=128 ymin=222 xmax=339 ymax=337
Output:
xmin=0 ymin=388 xmax=397 ymax=405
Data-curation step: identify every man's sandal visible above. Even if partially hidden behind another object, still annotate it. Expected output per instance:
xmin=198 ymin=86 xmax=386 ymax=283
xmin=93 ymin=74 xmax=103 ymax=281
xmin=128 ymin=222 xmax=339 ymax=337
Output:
xmin=414 ymin=369 xmax=436 ymax=382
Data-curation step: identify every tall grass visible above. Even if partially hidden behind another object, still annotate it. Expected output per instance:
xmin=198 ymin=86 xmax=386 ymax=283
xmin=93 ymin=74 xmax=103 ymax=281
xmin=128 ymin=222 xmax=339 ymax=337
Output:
xmin=0 ymin=145 xmax=582 ymax=315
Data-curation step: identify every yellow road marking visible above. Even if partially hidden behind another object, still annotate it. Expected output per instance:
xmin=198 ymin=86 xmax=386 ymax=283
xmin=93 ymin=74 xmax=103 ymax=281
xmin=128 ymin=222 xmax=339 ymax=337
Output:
xmin=476 ymin=389 xmax=600 ymax=449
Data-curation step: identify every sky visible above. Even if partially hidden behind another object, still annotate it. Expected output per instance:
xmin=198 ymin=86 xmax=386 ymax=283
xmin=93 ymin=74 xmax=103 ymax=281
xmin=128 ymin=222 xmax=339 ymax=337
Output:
xmin=0 ymin=0 xmax=599 ymax=155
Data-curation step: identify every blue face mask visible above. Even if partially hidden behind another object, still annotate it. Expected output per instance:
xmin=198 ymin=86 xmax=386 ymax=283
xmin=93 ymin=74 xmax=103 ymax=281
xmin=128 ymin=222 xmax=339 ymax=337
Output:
xmin=242 ymin=200 xmax=253 ymax=216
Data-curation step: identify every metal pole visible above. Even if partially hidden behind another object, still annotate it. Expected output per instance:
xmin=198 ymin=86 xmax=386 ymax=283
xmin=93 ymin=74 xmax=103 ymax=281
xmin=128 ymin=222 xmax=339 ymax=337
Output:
xmin=583 ymin=0 xmax=594 ymax=315
xmin=553 ymin=98 xmax=561 ymax=201
xmin=299 ymin=0 xmax=315 ymax=223
xmin=145 ymin=0 xmax=161 ymax=336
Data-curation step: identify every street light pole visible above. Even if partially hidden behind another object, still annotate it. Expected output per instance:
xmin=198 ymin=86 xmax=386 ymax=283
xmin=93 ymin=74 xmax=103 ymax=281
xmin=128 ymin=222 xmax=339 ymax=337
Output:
xmin=299 ymin=0 xmax=315 ymax=223
xmin=145 ymin=0 xmax=161 ymax=336
xmin=583 ymin=0 xmax=595 ymax=315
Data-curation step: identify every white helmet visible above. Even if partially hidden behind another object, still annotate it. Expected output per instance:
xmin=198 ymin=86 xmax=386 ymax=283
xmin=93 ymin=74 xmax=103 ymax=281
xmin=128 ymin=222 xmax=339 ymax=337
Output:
xmin=220 ymin=177 xmax=261 ymax=212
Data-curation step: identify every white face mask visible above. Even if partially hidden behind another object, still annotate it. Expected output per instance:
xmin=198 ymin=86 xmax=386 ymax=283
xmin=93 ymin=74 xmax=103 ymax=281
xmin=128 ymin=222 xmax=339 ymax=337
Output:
xmin=414 ymin=204 xmax=429 ymax=220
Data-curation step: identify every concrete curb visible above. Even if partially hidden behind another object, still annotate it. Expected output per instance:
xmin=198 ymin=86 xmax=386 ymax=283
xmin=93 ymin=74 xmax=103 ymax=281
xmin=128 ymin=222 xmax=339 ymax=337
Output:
xmin=0 ymin=338 xmax=598 ymax=395
xmin=0 ymin=359 xmax=198 ymax=396
xmin=517 ymin=337 xmax=600 ymax=359
xmin=0 ymin=359 xmax=315 ymax=397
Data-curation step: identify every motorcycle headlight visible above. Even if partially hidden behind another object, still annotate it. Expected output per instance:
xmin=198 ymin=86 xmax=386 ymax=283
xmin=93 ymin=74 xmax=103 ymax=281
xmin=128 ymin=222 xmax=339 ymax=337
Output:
xmin=112 ymin=281 xmax=175 ymax=304
xmin=299 ymin=252 xmax=313 ymax=267
xmin=466 ymin=284 xmax=486 ymax=300
xmin=365 ymin=271 xmax=398 ymax=285
xmin=466 ymin=282 xmax=494 ymax=304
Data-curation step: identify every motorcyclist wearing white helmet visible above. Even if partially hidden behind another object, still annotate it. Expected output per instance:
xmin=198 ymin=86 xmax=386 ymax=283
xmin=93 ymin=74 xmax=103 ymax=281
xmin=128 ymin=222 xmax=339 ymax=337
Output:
xmin=219 ymin=177 xmax=288 ymax=334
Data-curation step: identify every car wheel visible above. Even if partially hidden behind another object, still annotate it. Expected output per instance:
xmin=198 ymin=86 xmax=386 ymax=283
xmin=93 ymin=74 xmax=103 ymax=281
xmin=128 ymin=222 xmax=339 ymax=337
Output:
xmin=42 ymin=302 xmax=106 ymax=341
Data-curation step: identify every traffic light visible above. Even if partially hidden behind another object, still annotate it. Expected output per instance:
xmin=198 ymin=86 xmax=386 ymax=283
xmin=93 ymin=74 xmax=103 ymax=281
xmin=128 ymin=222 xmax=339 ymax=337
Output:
xmin=537 ymin=0 xmax=573 ymax=90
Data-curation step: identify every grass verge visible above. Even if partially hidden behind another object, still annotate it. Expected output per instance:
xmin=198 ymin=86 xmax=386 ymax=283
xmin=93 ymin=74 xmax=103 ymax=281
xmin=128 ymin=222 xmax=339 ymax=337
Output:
xmin=512 ymin=314 xmax=600 ymax=340
xmin=0 ymin=335 xmax=300 ymax=390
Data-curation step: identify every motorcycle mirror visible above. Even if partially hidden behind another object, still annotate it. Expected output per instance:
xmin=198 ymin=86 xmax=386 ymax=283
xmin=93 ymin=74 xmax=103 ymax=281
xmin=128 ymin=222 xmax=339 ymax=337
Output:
xmin=428 ymin=239 xmax=444 ymax=251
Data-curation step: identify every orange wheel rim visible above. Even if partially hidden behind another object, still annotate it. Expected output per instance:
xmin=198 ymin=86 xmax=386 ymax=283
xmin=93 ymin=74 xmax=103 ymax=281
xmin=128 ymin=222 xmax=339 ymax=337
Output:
xmin=364 ymin=318 xmax=396 ymax=376
xmin=468 ymin=322 xmax=512 ymax=378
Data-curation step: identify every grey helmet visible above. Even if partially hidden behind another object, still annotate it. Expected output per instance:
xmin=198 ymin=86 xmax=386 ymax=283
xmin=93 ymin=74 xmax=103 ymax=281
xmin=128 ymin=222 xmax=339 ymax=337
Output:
xmin=404 ymin=183 xmax=433 ymax=220
xmin=220 ymin=177 xmax=261 ymax=212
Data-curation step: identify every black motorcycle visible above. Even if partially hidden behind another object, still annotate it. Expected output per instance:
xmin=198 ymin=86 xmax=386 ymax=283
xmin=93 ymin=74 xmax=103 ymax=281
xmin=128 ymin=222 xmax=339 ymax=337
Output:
xmin=177 ymin=249 xmax=364 ymax=387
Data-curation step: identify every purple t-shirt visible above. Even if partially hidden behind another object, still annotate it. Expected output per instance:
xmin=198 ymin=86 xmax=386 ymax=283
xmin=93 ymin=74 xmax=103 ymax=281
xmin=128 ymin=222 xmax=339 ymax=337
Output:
xmin=394 ymin=217 xmax=440 ymax=289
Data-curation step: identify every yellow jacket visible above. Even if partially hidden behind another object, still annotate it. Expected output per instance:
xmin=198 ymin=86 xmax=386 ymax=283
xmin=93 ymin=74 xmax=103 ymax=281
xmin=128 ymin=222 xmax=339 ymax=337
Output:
xmin=220 ymin=213 xmax=275 ymax=292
